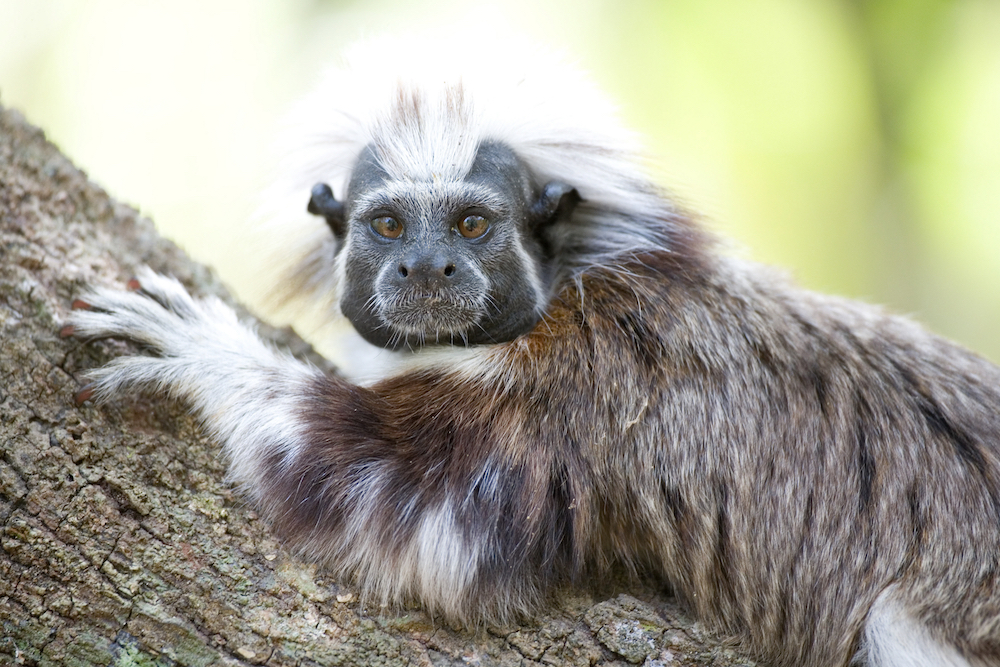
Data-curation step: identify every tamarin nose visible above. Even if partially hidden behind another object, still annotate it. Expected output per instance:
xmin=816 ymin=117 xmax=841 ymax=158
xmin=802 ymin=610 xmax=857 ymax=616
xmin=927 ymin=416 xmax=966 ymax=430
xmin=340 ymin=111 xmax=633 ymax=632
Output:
xmin=397 ymin=252 xmax=456 ymax=289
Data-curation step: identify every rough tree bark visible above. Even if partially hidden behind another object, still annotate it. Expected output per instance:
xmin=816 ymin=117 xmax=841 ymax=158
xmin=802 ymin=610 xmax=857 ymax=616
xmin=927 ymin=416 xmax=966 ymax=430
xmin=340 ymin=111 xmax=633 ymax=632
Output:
xmin=0 ymin=104 xmax=757 ymax=667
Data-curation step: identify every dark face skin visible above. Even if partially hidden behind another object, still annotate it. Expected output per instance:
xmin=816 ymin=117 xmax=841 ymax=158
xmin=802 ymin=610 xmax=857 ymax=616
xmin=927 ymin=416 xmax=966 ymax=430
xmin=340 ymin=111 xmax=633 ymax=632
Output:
xmin=308 ymin=142 xmax=578 ymax=350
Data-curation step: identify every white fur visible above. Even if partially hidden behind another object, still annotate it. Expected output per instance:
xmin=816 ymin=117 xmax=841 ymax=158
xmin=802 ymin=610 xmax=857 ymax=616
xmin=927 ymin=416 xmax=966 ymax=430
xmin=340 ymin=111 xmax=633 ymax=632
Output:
xmin=68 ymin=269 xmax=321 ymax=489
xmin=300 ymin=481 xmax=478 ymax=619
xmin=413 ymin=501 xmax=479 ymax=618
xmin=324 ymin=321 xmax=511 ymax=387
xmin=327 ymin=327 xmax=410 ymax=384
xmin=510 ymin=227 xmax=547 ymax=315
xmin=378 ymin=344 xmax=507 ymax=388
xmin=858 ymin=587 xmax=972 ymax=667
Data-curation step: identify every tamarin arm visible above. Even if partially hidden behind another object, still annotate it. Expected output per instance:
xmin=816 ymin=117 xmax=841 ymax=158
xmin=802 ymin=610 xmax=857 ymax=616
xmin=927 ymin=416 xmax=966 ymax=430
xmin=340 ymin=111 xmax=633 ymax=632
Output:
xmin=67 ymin=268 xmax=576 ymax=623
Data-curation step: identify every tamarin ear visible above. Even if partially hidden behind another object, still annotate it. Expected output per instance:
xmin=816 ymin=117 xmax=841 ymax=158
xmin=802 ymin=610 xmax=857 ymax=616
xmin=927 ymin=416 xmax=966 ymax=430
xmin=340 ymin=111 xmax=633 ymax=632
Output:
xmin=530 ymin=181 xmax=581 ymax=231
xmin=307 ymin=182 xmax=346 ymax=238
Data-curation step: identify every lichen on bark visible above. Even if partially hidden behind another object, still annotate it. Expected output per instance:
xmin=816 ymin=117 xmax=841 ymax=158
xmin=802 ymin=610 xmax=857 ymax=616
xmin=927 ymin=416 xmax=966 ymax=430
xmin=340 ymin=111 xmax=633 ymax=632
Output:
xmin=0 ymin=103 xmax=756 ymax=667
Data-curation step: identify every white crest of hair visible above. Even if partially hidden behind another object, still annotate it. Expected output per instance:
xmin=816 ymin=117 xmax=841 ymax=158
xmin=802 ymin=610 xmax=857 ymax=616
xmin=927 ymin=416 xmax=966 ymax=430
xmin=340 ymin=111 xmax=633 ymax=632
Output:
xmin=856 ymin=586 xmax=972 ymax=667
xmin=262 ymin=31 xmax=682 ymax=333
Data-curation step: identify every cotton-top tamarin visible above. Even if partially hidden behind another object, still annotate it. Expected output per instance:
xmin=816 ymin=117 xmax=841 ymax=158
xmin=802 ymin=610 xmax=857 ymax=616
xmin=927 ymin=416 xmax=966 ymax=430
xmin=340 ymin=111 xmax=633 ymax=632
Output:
xmin=65 ymin=37 xmax=1000 ymax=667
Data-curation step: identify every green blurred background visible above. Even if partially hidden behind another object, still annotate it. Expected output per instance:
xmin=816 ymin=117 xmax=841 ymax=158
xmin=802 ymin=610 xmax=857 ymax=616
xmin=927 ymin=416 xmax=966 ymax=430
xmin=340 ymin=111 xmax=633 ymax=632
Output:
xmin=1 ymin=0 xmax=998 ymax=361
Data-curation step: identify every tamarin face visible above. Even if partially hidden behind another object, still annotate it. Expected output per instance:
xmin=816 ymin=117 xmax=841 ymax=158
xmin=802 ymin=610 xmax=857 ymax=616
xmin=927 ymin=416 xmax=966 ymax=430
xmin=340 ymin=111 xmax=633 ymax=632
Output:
xmin=310 ymin=141 xmax=579 ymax=350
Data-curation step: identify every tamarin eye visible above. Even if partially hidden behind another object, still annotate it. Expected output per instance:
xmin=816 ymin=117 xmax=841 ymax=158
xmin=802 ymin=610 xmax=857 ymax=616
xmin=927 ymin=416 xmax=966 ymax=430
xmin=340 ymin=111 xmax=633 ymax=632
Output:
xmin=371 ymin=216 xmax=403 ymax=239
xmin=457 ymin=214 xmax=489 ymax=239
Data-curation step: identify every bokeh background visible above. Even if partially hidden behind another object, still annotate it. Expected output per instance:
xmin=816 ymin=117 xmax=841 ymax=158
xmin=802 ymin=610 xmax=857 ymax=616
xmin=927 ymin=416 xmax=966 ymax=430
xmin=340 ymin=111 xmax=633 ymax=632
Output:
xmin=2 ymin=0 xmax=998 ymax=361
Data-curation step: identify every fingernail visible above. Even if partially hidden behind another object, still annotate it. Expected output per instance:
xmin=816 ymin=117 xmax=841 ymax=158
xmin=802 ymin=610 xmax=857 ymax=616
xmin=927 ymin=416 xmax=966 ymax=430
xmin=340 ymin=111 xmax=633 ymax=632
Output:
xmin=60 ymin=325 xmax=75 ymax=338
xmin=127 ymin=278 xmax=141 ymax=291
xmin=75 ymin=385 xmax=94 ymax=405
xmin=71 ymin=299 xmax=91 ymax=310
